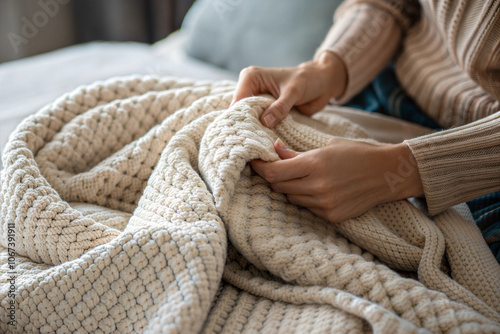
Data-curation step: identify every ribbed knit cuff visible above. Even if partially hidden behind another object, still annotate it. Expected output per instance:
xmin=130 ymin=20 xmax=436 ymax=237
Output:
xmin=314 ymin=2 xmax=402 ymax=104
xmin=404 ymin=112 xmax=500 ymax=216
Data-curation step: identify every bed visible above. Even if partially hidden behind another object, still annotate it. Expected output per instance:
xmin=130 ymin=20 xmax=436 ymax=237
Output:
xmin=1 ymin=2 xmax=499 ymax=333
xmin=0 ymin=30 xmax=432 ymax=169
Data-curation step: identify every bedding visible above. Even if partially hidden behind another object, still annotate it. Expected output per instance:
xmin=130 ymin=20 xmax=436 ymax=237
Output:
xmin=0 ymin=32 xmax=237 ymax=168
xmin=1 ymin=76 xmax=499 ymax=333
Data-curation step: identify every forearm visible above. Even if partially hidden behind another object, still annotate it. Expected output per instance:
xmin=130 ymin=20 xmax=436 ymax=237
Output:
xmin=315 ymin=0 xmax=418 ymax=103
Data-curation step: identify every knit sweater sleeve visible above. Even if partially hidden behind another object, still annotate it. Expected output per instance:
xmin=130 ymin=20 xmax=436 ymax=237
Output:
xmin=404 ymin=112 xmax=500 ymax=216
xmin=314 ymin=0 xmax=420 ymax=103
xmin=429 ymin=0 xmax=500 ymax=102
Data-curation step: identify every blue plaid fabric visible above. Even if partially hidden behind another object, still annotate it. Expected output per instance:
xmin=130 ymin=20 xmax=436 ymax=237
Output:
xmin=344 ymin=65 xmax=500 ymax=263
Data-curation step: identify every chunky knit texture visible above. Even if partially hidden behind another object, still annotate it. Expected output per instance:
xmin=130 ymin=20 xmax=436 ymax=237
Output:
xmin=1 ymin=76 xmax=499 ymax=333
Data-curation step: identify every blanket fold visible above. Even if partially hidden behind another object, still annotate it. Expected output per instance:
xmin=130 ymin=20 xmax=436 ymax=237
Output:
xmin=1 ymin=76 xmax=499 ymax=333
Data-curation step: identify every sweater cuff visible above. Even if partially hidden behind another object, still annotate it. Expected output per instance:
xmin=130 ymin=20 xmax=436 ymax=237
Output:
xmin=404 ymin=112 xmax=500 ymax=216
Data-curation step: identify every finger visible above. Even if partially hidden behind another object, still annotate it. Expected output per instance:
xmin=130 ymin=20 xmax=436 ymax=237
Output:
xmin=285 ymin=196 xmax=342 ymax=223
xmin=271 ymin=178 xmax=318 ymax=195
xmin=231 ymin=79 xmax=256 ymax=107
xmin=231 ymin=66 xmax=265 ymax=106
xmin=274 ymin=138 xmax=300 ymax=160
xmin=286 ymin=194 xmax=321 ymax=208
xmin=296 ymin=96 xmax=330 ymax=116
xmin=250 ymin=156 xmax=310 ymax=183
xmin=286 ymin=203 xmax=337 ymax=223
xmin=261 ymin=86 xmax=298 ymax=127
xmin=307 ymin=207 xmax=338 ymax=222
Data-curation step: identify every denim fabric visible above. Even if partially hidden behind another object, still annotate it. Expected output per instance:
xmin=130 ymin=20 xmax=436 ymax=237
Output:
xmin=345 ymin=65 xmax=442 ymax=130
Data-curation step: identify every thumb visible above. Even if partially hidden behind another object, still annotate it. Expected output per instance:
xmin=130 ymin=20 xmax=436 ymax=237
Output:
xmin=274 ymin=138 xmax=300 ymax=160
xmin=261 ymin=90 xmax=296 ymax=127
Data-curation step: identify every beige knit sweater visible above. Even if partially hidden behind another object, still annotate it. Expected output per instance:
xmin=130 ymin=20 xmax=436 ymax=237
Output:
xmin=316 ymin=0 xmax=500 ymax=215
xmin=1 ymin=77 xmax=499 ymax=333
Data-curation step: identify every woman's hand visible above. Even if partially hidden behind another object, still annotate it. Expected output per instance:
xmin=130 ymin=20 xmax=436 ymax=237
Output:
xmin=251 ymin=138 xmax=424 ymax=222
xmin=231 ymin=51 xmax=347 ymax=127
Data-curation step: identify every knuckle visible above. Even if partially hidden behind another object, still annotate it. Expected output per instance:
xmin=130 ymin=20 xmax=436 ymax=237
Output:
xmin=316 ymin=181 xmax=330 ymax=195
xmin=294 ymin=68 xmax=309 ymax=81
xmin=263 ymin=169 xmax=277 ymax=183
xmin=240 ymin=66 xmax=260 ymax=77
xmin=273 ymin=102 xmax=288 ymax=118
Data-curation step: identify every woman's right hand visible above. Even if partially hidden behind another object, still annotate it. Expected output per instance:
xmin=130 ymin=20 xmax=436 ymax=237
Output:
xmin=231 ymin=51 xmax=348 ymax=127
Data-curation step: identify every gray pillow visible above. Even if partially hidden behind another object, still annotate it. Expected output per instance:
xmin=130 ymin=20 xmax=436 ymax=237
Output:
xmin=182 ymin=0 xmax=343 ymax=73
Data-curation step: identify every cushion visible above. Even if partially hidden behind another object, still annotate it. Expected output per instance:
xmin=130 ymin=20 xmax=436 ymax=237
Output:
xmin=182 ymin=0 xmax=343 ymax=73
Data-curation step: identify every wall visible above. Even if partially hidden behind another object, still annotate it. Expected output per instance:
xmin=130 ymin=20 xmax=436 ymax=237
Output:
xmin=0 ymin=0 xmax=75 ymax=63
xmin=0 ymin=0 xmax=195 ymax=63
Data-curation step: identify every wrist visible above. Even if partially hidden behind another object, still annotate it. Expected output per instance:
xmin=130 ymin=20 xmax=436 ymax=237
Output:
xmin=314 ymin=50 xmax=347 ymax=98
xmin=382 ymin=143 xmax=424 ymax=201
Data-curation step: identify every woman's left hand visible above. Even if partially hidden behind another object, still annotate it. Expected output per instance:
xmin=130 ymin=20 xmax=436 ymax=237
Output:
xmin=251 ymin=138 xmax=423 ymax=222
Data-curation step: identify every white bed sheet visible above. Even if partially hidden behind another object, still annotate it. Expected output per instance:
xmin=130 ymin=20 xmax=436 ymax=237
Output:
xmin=0 ymin=31 xmax=432 ymax=169
xmin=0 ymin=32 xmax=237 ymax=168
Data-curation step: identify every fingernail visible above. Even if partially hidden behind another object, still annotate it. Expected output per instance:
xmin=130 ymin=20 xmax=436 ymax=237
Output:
xmin=263 ymin=113 xmax=276 ymax=127
xmin=275 ymin=138 xmax=287 ymax=150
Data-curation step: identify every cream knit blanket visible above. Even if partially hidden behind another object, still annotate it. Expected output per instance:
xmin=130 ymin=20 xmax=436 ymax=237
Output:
xmin=1 ymin=77 xmax=499 ymax=334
